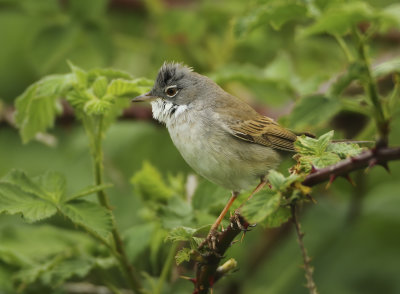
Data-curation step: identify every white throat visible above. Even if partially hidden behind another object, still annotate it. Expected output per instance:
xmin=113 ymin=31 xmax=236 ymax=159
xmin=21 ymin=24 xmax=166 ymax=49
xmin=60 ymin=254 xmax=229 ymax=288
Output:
xmin=151 ymin=99 xmax=189 ymax=125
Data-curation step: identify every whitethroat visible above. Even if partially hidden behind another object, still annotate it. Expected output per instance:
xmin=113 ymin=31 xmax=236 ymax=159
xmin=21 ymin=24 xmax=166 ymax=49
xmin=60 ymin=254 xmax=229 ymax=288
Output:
xmin=133 ymin=62 xmax=299 ymax=246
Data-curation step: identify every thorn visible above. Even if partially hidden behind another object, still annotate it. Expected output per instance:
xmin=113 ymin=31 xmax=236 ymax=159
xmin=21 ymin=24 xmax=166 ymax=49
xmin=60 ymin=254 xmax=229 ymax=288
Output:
xmin=241 ymin=231 xmax=246 ymax=242
xmin=208 ymin=276 xmax=215 ymax=287
xmin=343 ymin=174 xmax=356 ymax=187
xmin=325 ymin=174 xmax=336 ymax=189
xmin=380 ymin=162 xmax=391 ymax=173
xmin=230 ymin=240 xmax=239 ymax=246
xmin=267 ymin=182 xmax=272 ymax=189
xmin=310 ymin=165 xmax=318 ymax=173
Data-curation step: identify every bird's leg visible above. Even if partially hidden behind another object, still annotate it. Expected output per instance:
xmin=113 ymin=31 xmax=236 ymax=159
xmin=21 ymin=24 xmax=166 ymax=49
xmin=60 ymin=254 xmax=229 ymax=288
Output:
xmin=199 ymin=191 xmax=239 ymax=250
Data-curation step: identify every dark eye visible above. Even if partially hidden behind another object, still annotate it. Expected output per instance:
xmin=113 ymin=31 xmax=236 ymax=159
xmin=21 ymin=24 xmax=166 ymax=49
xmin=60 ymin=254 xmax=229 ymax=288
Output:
xmin=165 ymin=86 xmax=178 ymax=97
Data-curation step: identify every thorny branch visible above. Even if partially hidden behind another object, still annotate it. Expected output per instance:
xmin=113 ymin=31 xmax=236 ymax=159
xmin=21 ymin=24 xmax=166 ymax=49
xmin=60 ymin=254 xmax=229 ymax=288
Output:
xmin=194 ymin=145 xmax=400 ymax=294
xmin=291 ymin=204 xmax=319 ymax=294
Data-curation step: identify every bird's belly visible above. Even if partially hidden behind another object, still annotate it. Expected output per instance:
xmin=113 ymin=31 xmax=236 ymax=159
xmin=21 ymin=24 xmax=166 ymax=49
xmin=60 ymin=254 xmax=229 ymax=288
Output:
xmin=167 ymin=120 xmax=280 ymax=192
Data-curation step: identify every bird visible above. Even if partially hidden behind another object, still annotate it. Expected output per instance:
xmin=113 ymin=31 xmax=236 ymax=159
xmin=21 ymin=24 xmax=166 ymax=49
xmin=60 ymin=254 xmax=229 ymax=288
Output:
xmin=132 ymin=62 xmax=299 ymax=246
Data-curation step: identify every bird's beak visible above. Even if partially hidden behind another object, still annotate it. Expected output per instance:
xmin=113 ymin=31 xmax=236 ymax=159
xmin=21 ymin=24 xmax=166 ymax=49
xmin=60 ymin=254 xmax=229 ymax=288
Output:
xmin=132 ymin=91 xmax=158 ymax=103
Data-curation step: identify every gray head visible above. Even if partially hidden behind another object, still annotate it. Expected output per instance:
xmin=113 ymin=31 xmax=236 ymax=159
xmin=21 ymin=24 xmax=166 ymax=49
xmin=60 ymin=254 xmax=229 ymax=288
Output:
xmin=133 ymin=62 xmax=219 ymax=106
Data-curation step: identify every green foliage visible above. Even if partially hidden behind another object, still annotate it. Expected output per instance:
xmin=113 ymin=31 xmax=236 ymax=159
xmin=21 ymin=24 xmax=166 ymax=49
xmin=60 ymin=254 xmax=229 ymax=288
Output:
xmin=0 ymin=170 xmax=112 ymax=239
xmin=15 ymin=62 xmax=152 ymax=143
xmin=294 ymin=131 xmax=363 ymax=172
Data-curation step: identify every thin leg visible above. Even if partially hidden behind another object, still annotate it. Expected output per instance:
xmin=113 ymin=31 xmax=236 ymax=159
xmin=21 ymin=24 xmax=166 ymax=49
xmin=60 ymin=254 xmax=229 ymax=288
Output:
xmin=211 ymin=191 xmax=239 ymax=231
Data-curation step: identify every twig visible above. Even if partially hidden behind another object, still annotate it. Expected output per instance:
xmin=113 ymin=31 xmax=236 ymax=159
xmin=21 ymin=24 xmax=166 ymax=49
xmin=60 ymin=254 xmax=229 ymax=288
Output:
xmin=193 ymin=214 xmax=247 ymax=294
xmin=302 ymin=146 xmax=400 ymax=187
xmin=291 ymin=204 xmax=319 ymax=294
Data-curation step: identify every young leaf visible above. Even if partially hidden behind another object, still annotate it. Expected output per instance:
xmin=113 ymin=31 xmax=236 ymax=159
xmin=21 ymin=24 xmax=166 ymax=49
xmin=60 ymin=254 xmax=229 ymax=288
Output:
xmin=131 ymin=162 xmax=174 ymax=203
xmin=166 ymin=226 xmax=197 ymax=243
xmin=106 ymin=78 xmax=153 ymax=98
xmin=91 ymin=76 xmax=108 ymax=98
xmin=68 ymin=61 xmax=88 ymax=88
xmin=242 ymin=189 xmax=281 ymax=224
xmin=268 ymin=170 xmax=303 ymax=191
xmin=326 ymin=142 xmax=364 ymax=159
xmin=295 ymin=131 xmax=334 ymax=155
xmin=175 ymin=248 xmax=192 ymax=265
xmin=87 ymin=68 xmax=133 ymax=80
xmin=15 ymin=75 xmax=73 ymax=143
xmin=60 ymin=200 xmax=113 ymax=239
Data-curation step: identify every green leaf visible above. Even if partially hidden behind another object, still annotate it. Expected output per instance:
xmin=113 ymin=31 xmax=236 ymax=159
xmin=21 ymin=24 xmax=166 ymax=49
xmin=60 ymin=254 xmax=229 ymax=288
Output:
xmin=327 ymin=142 xmax=364 ymax=159
xmin=68 ymin=61 xmax=88 ymax=88
xmin=15 ymin=75 xmax=73 ymax=143
xmin=0 ymin=170 xmax=66 ymax=222
xmin=91 ymin=76 xmax=108 ymax=98
xmin=106 ymin=78 xmax=153 ymax=98
xmin=286 ymin=95 xmax=341 ymax=130
xmin=131 ymin=162 xmax=174 ymax=203
xmin=242 ymin=190 xmax=281 ymax=224
xmin=166 ymin=226 xmax=197 ymax=243
xmin=329 ymin=62 xmax=366 ymax=96
xmin=175 ymin=248 xmax=192 ymax=265
xmin=65 ymin=183 xmax=113 ymax=202
xmin=160 ymin=196 xmax=193 ymax=229
xmin=295 ymin=131 xmax=334 ymax=155
xmin=83 ymin=98 xmax=113 ymax=115
xmin=268 ymin=170 xmax=302 ymax=191
xmin=264 ymin=206 xmax=292 ymax=228
xmin=235 ymin=1 xmax=308 ymax=37
xmin=302 ymin=2 xmax=376 ymax=36
xmin=60 ymin=200 xmax=112 ymax=239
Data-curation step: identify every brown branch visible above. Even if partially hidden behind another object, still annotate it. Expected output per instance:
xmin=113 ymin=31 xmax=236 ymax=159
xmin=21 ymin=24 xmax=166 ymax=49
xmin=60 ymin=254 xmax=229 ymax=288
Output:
xmin=302 ymin=146 xmax=400 ymax=187
xmin=193 ymin=145 xmax=400 ymax=294
xmin=291 ymin=204 xmax=319 ymax=294
xmin=193 ymin=214 xmax=248 ymax=294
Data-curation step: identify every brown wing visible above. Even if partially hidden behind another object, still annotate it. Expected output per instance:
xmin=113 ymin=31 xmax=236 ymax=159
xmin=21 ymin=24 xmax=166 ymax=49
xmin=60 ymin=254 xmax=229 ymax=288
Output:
xmin=228 ymin=116 xmax=298 ymax=152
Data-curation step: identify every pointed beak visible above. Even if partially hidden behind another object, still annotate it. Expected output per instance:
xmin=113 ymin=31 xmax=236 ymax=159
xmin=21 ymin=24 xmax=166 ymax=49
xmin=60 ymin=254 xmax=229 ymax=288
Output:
xmin=132 ymin=91 xmax=158 ymax=103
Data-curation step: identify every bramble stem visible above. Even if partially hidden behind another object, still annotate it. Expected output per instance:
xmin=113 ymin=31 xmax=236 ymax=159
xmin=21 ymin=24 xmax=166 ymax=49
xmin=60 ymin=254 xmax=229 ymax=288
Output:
xmin=291 ymin=204 xmax=319 ymax=294
xmin=155 ymin=243 xmax=178 ymax=294
xmin=88 ymin=115 xmax=144 ymax=293
xmin=353 ymin=28 xmax=388 ymax=145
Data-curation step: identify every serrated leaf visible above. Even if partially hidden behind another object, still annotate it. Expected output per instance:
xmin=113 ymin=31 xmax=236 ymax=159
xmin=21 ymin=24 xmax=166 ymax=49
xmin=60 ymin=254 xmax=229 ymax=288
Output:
xmin=287 ymin=95 xmax=341 ymax=130
xmin=60 ymin=200 xmax=112 ymax=239
xmin=301 ymin=1 xmax=376 ymax=36
xmin=68 ymin=61 xmax=88 ymax=88
xmin=264 ymin=206 xmax=291 ymax=228
xmin=131 ymin=162 xmax=174 ymax=203
xmin=83 ymin=99 xmax=113 ymax=115
xmin=91 ymin=76 xmax=108 ymax=98
xmin=295 ymin=131 xmax=335 ymax=155
xmin=242 ymin=190 xmax=281 ymax=224
xmin=65 ymin=183 xmax=113 ymax=202
xmin=160 ymin=196 xmax=193 ymax=229
xmin=268 ymin=170 xmax=303 ymax=191
xmin=32 ymin=171 xmax=66 ymax=203
xmin=175 ymin=248 xmax=191 ymax=265
xmin=166 ymin=226 xmax=197 ymax=243
xmin=0 ymin=181 xmax=57 ymax=222
xmin=106 ymin=78 xmax=153 ymax=98
xmin=15 ymin=75 xmax=73 ymax=143
xmin=327 ymin=142 xmax=364 ymax=159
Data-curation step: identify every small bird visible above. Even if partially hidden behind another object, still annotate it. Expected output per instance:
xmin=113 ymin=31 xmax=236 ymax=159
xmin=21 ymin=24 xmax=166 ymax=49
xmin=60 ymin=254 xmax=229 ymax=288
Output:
xmin=133 ymin=62 xmax=298 ymax=243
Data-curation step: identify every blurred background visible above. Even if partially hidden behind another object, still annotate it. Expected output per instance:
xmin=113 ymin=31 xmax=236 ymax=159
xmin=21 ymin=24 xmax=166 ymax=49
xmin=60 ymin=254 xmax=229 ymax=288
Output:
xmin=0 ymin=0 xmax=400 ymax=293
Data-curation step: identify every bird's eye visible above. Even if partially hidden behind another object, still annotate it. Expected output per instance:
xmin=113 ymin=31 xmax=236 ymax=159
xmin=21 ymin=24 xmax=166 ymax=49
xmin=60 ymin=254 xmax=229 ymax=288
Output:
xmin=165 ymin=86 xmax=178 ymax=97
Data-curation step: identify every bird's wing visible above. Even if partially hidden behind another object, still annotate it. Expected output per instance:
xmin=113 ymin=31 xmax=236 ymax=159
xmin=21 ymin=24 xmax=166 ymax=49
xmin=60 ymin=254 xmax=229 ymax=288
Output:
xmin=226 ymin=115 xmax=298 ymax=152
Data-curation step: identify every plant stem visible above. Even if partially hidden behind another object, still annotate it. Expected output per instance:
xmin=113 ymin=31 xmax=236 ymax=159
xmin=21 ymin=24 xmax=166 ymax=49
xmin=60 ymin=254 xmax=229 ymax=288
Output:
xmin=291 ymin=204 xmax=319 ymax=294
xmin=334 ymin=34 xmax=354 ymax=63
xmin=89 ymin=115 xmax=144 ymax=294
xmin=353 ymin=28 xmax=388 ymax=146
xmin=154 ymin=243 xmax=178 ymax=294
